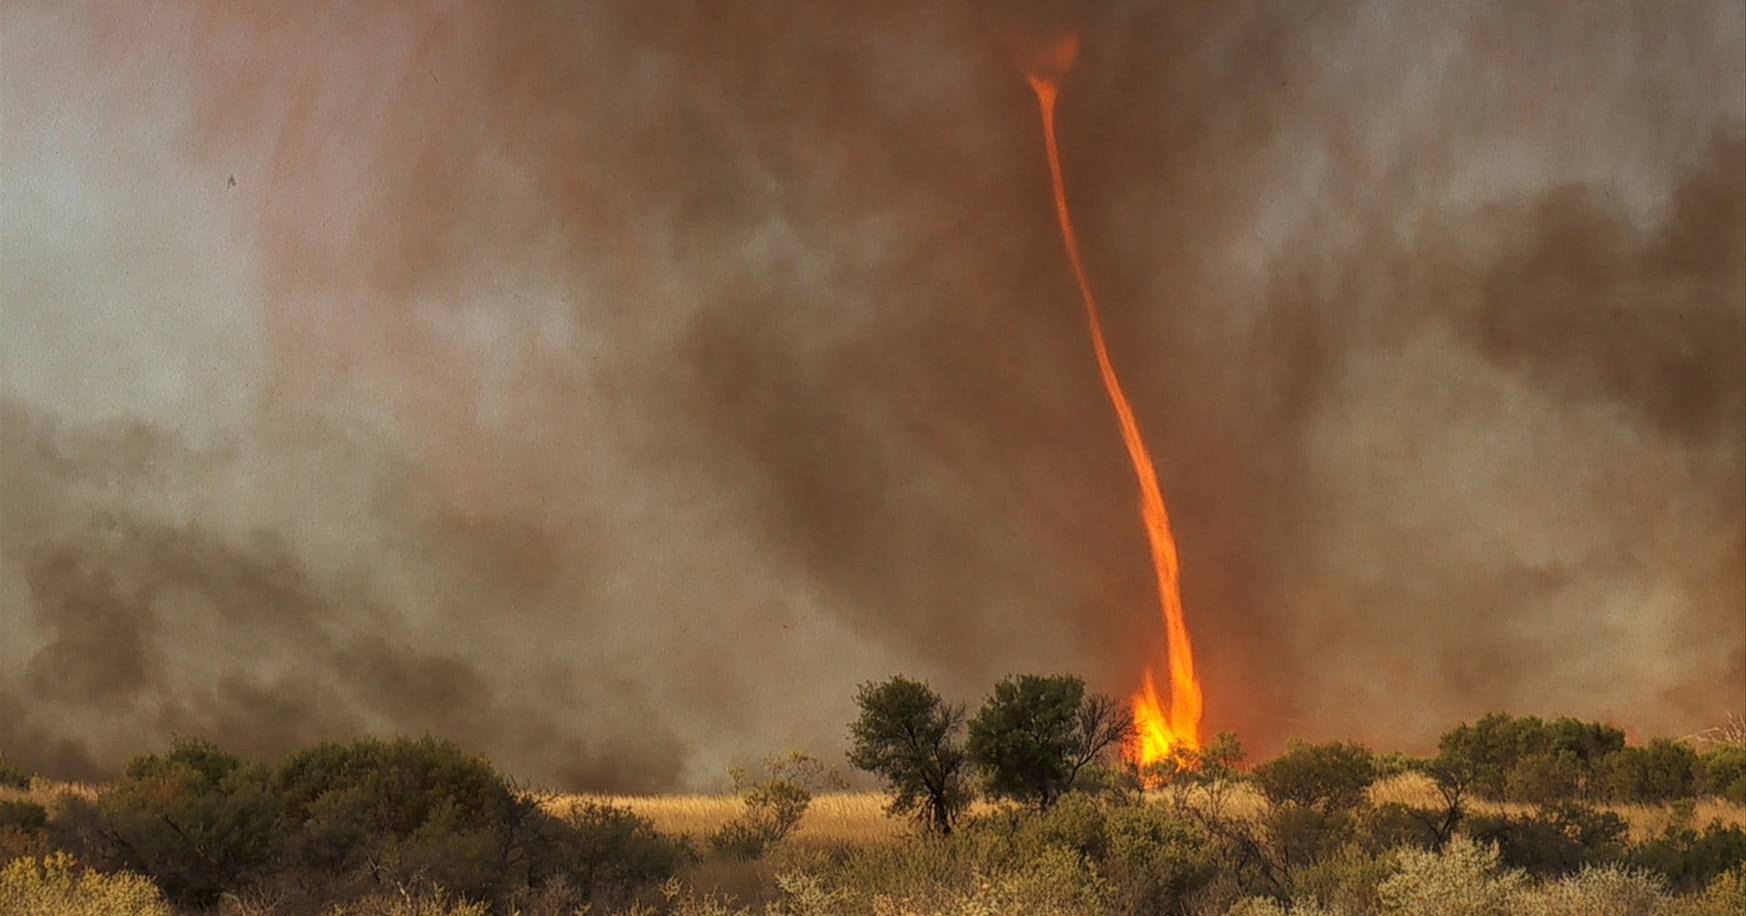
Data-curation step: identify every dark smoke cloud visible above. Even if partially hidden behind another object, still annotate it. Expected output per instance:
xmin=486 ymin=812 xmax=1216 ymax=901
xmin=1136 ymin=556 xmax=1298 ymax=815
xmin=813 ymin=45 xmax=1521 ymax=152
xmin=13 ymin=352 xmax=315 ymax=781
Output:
xmin=2 ymin=0 xmax=1741 ymax=787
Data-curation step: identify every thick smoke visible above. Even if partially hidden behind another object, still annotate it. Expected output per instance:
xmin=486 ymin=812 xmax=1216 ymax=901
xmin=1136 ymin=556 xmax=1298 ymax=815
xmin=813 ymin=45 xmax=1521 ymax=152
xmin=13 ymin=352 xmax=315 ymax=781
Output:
xmin=2 ymin=0 xmax=1741 ymax=788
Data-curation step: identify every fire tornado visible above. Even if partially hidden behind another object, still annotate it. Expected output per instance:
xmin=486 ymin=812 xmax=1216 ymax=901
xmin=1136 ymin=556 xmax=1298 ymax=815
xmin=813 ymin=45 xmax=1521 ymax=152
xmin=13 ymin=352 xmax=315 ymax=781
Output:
xmin=1025 ymin=36 xmax=1204 ymax=767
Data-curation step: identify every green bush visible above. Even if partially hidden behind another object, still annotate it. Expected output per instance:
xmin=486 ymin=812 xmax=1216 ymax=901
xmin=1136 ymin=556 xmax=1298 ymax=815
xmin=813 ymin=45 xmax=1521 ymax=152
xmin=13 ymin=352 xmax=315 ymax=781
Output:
xmin=534 ymin=800 xmax=685 ymax=897
xmin=1250 ymin=742 xmax=1378 ymax=814
xmin=97 ymin=738 xmax=280 ymax=905
xmin=1629 ymin=821 xmax=1746 ymax=891
xmin=1698 ymin=747 xmax=1746 ymax=803
xmin=1466 ymin=803 xmax=1628 ymax=877
xmin=1600 ymin=740 xmax=1701 ymax=803
xmin=1100 ymin=801 xmax=1216 ymax=914
xmin=272 ymin=735 xmax=529 ymax=899
xmin=1436 ymin=714 xmax=1624 ymax=802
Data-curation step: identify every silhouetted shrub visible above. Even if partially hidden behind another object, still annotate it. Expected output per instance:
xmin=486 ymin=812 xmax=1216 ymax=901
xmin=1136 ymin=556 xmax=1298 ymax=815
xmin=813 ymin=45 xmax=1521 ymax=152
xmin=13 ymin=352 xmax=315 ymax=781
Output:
xmin=0 ymin=801 xmax=51 ymax=866
xmin=1600 ymin=739 xmax=1702 ymax=803
xmin=97 ymin=738 xmax=280 ymax=905
xmin=0 ymin=754 xmax=30 ymax=790
xmin=1361 ymin=802 xmax=1441 ymax=853
xmin=1466 ymin=802 xmax=1628 ymax=877
xmin=0 ymin=801 xmax=46 ymax=834
xmin=1630 ymin=821 xmax=1746 ymax=891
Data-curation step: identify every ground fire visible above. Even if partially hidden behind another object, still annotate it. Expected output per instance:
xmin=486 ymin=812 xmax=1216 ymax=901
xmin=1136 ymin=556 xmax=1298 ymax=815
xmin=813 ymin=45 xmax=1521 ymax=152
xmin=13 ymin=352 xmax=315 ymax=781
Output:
xmin=1025 ymin=34 xmax=1205 ymax=770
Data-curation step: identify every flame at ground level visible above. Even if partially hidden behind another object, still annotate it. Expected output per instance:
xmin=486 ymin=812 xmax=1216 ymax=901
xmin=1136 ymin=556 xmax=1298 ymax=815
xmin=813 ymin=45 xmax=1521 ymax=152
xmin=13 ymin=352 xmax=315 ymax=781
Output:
xmin=1025 ymin=40 xmax=1205 ymax=774
xmin=1133 ymin=669 xmax=1200 ymax=769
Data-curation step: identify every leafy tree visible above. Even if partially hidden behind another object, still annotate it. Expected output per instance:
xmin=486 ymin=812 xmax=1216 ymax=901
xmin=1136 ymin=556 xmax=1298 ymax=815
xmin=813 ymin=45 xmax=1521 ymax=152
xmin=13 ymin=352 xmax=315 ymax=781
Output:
xmin=967 ymin=674 xmax=1132 ymax=810
xmin=98 ymin=739 xmax=281 ymax=906
xmin=848 ymin=676 xmax=973 ymax=834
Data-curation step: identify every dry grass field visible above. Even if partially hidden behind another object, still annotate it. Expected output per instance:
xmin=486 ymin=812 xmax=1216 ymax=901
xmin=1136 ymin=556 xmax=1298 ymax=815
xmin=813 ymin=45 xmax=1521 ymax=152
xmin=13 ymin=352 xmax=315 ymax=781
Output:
xmin=550 ymin=774 xmax=1746 ymax=846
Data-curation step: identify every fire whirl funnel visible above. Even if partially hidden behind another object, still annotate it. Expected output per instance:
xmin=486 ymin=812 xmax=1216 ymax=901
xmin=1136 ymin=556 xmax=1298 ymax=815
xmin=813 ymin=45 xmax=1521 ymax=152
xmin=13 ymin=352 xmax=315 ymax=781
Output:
xmin=1025 ymin=34 xmax=1205 ymax=768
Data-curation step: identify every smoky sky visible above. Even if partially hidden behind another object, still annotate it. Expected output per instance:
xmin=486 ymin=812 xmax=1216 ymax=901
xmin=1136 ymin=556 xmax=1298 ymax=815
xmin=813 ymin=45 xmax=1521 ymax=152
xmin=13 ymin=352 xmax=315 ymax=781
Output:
xmin=2 ymin=0 xmax=1742 ymax=789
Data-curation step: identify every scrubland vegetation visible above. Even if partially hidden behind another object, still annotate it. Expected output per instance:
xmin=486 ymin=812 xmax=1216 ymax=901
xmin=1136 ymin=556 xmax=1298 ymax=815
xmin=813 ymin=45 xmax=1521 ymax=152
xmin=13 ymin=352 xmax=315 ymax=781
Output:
xmin=2 ymin=680 xmax=1743 ymax=915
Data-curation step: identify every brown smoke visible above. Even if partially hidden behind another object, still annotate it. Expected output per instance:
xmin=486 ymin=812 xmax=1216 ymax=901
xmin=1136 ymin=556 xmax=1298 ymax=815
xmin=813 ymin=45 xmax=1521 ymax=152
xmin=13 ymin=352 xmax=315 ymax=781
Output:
xmin=2 ymin=0 xmax=1741 ymax=787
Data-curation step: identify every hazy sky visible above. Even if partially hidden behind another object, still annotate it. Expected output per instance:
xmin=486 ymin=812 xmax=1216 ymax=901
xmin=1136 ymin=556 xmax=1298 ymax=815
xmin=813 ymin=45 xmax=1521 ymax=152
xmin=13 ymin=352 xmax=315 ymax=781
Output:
xmin=3 ymin=0 xmax=1742 ymax=790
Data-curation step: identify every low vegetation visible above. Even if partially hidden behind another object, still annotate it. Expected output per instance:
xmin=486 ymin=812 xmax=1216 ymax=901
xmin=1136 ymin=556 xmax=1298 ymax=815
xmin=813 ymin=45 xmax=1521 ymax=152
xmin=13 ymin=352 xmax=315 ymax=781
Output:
xmin=1 ymin=679 xmax=1741 ymax=914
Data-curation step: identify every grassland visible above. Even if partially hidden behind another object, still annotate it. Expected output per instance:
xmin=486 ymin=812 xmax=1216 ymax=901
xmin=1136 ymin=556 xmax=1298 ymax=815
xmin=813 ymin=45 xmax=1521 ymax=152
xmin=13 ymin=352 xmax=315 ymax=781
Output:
xmin=557 ymin=773 xmax=1746 ymax=846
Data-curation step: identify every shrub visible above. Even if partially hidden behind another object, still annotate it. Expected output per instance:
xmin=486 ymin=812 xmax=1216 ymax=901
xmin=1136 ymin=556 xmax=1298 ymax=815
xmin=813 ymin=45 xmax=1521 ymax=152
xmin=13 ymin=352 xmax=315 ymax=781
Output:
xmin=97 ymin=738 xmax=281 ymax=905
xmin=1600 ymin=739 xmax=1701 ymax=803
xmin=1376 ymin=836 xmax=1525 ymax=916
xmin=1698 ymin=746 xmax=1746 ymax=804
xmin=0 ymin=801 xmax=47 ymax=833
xmin=273 ymin=735 xmax=526 ymax=899
xmin=1285 ymin=844 xmax=1396 ymax=914
xmin=1362 ymin=802 xmax=1442 ymax=853
xmin=848 ymin=676 xmax=974 ymax=834
xmin=1505 ymin=752 xmax=1586 ymax=804
xmin=1465 ymin=803 xmax=1627 ymax=878
xmin=0 ymin=754 xmax=30 ymax=790
xmin=709 ymin=753 xmax=840 ymax=860
xmin=1250 ymin=741 xmax=1378 ymax=814
xmin=319 ymin=886 xmax=491 ymax=916
xmin=1436 ymin=714 xmax=1623 ymax=802
xmin=1628 ymin=821 xmax=1746 ymax=891
xmin=0 ymin=852 xmax=172 ymax=916
xmin=1659 ymin=865 xmax=1746 ymax=916
xmin=967 ymin=674 xmax=1131 ymax=810
xmin=1511 ymin=866 xmax=1668 ymax=916
xmin=1101 ymin=801 xmax=1217 ymax=914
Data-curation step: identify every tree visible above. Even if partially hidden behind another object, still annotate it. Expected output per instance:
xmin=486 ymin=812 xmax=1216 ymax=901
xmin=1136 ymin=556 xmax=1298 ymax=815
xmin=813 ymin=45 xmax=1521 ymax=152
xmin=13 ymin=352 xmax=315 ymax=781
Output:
xmin=98 ymin=739 xmax=281 ymax=906
xmin=847 ymin=676 xmax=973 ymax=834
xmin=966 ymin=674 xmax=1132 ymax=809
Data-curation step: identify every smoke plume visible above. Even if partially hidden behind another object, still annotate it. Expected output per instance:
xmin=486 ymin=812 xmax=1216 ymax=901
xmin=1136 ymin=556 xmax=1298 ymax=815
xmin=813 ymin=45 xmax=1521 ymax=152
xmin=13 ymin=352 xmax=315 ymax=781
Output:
xmin=2 ymin=0 xmax=1741 ymax=788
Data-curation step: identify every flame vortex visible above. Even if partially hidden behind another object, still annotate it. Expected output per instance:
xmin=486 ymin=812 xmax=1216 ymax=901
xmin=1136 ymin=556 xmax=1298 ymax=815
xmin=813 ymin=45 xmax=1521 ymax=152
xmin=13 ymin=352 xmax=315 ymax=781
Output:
xmin=1026 ymin=38 xmax=1204 ymax=767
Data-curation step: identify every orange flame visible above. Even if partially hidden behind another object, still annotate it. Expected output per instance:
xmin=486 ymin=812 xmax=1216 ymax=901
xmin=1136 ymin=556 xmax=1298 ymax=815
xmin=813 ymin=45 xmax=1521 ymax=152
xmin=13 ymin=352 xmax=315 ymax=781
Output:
xmin=1026 ymin=40 xmax=1204 ymax=770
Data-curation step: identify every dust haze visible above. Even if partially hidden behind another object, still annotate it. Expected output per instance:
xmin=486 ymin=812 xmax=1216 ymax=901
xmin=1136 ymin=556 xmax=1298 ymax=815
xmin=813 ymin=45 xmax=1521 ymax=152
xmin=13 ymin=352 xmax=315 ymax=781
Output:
xmin=2 ymin=1 xmax=1741 ymax=789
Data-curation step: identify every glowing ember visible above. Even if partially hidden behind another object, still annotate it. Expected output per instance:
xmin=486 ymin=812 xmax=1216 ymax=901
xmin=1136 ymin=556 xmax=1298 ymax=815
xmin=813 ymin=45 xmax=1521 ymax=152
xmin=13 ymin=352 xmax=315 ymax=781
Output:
xmin=1025 ymin=35 xmax=1205 ymax=770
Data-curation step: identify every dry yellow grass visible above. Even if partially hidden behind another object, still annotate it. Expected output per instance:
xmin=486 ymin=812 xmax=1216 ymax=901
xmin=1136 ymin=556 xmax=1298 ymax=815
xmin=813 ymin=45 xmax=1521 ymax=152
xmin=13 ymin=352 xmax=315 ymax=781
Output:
xmin=548 ymin=792 xmax=905 ymax=844
xmin=562 ymin=775 xmax=1746 ymax=845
